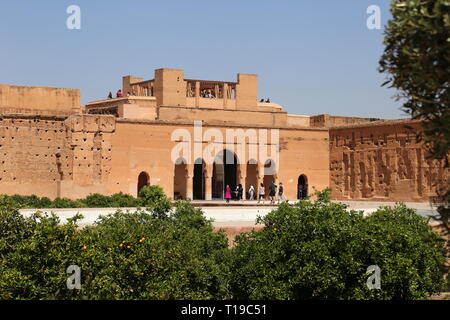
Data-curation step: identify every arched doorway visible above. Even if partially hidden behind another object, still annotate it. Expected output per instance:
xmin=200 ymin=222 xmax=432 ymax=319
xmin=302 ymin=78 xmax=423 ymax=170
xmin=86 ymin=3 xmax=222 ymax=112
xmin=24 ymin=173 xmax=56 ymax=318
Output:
xmin=245 ymin=159 xmax=258 ymax=200
xmin=297 ymin=174 xmax=308 ymax=200
xmin=137 ymin=171 xmax=150 ymax=196
xmin=193 ymin=158 xmax=206 ymax=200
xmin=212 ymin=149 xmax=237 ymax=199
xmin=263 ymin=159 xmax=276 ymax=197
xmin=173 ymin=158 xmax=187 ymax=200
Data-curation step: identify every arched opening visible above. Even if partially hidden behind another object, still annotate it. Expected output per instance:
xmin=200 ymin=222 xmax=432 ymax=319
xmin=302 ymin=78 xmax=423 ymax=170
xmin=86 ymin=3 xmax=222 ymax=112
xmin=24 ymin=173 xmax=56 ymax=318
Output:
xmin=212 ymin=149 xmax=237 ymax=199
xmin=245 ymin=159 xmax=258 ymax=200
xmin=263 ymin=159 xmax=276 ymax=197
xmin=297 ymin=174 xmax=308 ymax=200
xmin=137 ymin=171 xmax=150 ymax=196
xmin=173 ymin=158 xmax=187 ymax=200
xmin=193 ymin=158 xmax=206 ymax=200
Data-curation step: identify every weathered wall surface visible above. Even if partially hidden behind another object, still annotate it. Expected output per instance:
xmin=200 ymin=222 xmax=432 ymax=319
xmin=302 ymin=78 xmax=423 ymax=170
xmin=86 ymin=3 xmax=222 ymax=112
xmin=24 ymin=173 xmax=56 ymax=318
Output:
xmin=0 ymin=111 xmax=329 ymax=201
xmin=286 ymin=115 xmax=310 ymax=127
xmin=0 ymin=114 xmax=114 ymax=199
xmin=59 ymin=115 xmax=115 ymax=198
xmin=1 ymin=80 xmax=446 ymax=204
xmin=0 ymin=84 xmax=81 ymax=116
xmin=311 ymin=114 xmax=381 ymax=128
xmin=0 ymin=113 xmax=445 ymax=203
xmin=0 ymin=115 xmax=67 ymax=198
xmin=330 ymin=120 xmax=449 ymax=202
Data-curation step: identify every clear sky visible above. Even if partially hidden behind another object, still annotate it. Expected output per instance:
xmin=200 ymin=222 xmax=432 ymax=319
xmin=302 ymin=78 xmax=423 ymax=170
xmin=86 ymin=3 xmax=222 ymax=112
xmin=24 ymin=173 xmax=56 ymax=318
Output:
xmin=0 ymin=0 xmax=407 ymax=119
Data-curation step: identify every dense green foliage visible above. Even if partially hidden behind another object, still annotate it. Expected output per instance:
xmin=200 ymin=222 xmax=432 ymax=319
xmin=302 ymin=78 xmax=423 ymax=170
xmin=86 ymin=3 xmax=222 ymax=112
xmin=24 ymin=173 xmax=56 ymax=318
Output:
xmin=138 ymin=185 xmax=172 ymax=218
xmin=0 ymin=185 xmax=167 ymax=209
xmin=380 ymin=0 xmax=450 ymax=161
xmin=0 ymin=202 xmax=230 ymax=300
xmin=380 ymin=0 xmax=449 ymax=255
xmin=0 ymin=188 xmax=446 ymax=300
xmin=230 ymin=200 xmax=447 ymax=300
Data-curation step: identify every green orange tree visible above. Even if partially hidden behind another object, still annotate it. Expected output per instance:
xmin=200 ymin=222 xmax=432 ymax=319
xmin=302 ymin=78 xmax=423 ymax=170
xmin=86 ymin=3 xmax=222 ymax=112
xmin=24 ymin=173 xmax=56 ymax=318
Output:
xmin=379 ymin=0 xmax=450 ymax=232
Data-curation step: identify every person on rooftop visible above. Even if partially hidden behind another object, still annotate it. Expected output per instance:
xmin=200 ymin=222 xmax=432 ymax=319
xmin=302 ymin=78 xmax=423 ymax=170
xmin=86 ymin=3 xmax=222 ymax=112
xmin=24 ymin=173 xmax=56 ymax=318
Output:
xmin=116 ymin=89 xmax=122 ymax=98
xmin=107 ymin=92 xmax=113 ymax=99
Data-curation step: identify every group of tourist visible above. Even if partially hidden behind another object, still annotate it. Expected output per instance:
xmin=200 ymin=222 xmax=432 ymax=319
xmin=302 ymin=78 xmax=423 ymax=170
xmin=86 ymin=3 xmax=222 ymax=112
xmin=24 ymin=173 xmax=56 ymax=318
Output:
xmin=224 ymin=184 xmax=244 ymax=203
xmin=224 ymin=181 xmax=286 ymax=205
xmin=107 ymin=89 xmax=134 ymax=99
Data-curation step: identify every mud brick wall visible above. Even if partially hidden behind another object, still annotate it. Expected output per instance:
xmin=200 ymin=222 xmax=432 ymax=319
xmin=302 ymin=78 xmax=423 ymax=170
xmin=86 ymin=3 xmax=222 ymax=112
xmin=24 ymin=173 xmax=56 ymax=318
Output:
xmin=310 ymin=114 xmax=380 ymax=128
xmin=0 ymin=115 xmax=67 ymax=197
xmin=0 ymin=114 xmax=115 ymax=199
xmin=0 ymin=84 xmax=81 ymax=116
xmin=329 ymin=120 xmax=449 ymax=202
xmin=63 ymin=115 xmax=114 ymax=185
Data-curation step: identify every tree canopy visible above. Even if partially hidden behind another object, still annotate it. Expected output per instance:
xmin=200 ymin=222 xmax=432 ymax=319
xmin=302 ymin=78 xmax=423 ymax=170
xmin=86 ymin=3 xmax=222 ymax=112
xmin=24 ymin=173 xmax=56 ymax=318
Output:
xmin=379 ymin=0 xmax=450 ymax=232
xmin=380 ymin=0 xmax=449 ymax=160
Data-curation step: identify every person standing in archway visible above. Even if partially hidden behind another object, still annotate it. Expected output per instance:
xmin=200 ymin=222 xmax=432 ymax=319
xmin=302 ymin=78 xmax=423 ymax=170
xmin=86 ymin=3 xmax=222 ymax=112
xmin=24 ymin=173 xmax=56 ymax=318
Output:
xmin=298 ymin=183 xmax=303 ymax=200
xmin=269 ymin=181 xmax=276 ymax=204
xmin=257 ymin=183 xmax=265 ymax=204
xmin=237 ymin=184 xmax=243 ymax=201
xmin=225 ymin=185 xmax=232 ymax=203
xmin=248 ymin=185 xmax=255 ymax=201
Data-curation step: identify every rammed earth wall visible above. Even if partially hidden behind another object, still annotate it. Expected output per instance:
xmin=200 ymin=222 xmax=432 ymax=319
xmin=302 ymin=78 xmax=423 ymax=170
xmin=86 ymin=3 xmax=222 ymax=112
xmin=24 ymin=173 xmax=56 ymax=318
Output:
xmin=329 ymin=120 xmax=449 ymax=202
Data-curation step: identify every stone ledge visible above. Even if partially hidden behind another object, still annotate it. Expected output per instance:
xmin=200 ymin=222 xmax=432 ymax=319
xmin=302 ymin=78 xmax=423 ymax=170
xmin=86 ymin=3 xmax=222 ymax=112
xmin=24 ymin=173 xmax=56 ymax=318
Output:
xmin=115 ymin=118 xmax=329 ymax=131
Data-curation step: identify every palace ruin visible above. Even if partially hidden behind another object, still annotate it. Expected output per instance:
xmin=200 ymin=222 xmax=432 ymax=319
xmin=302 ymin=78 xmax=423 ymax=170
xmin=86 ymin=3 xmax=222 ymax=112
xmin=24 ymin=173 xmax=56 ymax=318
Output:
xmin=0 ymin=68 xmax=447 ymax=202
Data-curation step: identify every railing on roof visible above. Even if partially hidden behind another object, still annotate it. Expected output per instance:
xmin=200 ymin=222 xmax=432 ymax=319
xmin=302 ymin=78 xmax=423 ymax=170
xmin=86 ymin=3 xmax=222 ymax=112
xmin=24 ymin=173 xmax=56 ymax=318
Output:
xmin=128 ymin=78 xmax=237 ymax=100
xmin=185 ymin=79 xmax=236 ymax=99
xmin=130 ymin=80 xmax=155 ymax=97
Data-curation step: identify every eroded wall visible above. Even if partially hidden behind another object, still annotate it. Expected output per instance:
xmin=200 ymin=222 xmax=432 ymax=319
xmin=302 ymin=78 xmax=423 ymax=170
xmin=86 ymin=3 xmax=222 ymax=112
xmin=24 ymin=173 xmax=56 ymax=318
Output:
xmin=0 ymin=114 xmax=115 ymax=199
xmin=0 ymin=115 xmax=67 ymax=197
xmin=311 ymin=114 xmax=381 ymax=128
xmin=60 ymin=115 xmax=115 ymax=198
xmin=1 ymin=87 xmax=446 ymax=205
xmin=330 ymin=120 xmax=449 ymax=202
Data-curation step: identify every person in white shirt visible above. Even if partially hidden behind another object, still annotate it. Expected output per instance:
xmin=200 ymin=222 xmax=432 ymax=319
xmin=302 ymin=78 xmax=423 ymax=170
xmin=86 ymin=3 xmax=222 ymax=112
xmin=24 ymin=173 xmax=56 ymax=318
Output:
xmin=248 ymin=185 xmax=255 ymax=200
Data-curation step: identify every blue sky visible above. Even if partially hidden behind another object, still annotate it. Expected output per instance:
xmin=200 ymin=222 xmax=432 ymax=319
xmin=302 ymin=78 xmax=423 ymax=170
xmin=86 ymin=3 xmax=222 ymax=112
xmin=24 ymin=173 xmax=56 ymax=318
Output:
xmin=0 ymin=1 xmax=406 ymax=119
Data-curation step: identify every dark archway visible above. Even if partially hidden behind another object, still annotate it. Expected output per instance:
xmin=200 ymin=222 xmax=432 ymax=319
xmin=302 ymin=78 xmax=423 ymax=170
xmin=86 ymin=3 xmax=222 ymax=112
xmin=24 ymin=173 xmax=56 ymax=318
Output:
xmin=137 ymin=171 xmax=150 ymax=196
xmin=297 ymin=174 xmax=308 ymax=200
xmin=173 ymin=158 xmax=187 ymax=200
xmin=263 ymin=159 xmax=276 ymax=197
xmin=245 ymin=160 xmax=258 ymax=200
xmin=212 ymin=150 xmax=237 ymax=199
xmin=193 ymin=158 xmax=205 ymax=200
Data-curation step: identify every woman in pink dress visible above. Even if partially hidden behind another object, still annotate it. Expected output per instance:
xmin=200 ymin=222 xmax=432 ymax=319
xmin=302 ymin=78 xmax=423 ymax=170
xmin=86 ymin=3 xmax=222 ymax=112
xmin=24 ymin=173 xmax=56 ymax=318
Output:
xmin=225 ymin=185 xmax=232 ymax=203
